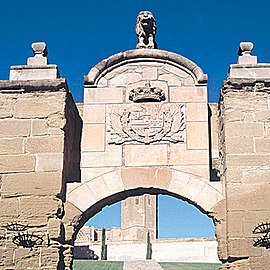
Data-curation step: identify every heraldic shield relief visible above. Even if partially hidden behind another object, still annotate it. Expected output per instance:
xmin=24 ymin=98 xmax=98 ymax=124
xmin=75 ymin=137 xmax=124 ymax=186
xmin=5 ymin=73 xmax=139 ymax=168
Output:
xmin=107 ymin=103 xmax=186 ymax=144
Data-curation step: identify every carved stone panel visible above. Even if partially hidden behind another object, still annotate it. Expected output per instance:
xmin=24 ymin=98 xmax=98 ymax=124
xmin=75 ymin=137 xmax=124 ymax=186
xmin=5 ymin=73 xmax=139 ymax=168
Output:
xmin=107 ymin=103 xmax=186 ymax=144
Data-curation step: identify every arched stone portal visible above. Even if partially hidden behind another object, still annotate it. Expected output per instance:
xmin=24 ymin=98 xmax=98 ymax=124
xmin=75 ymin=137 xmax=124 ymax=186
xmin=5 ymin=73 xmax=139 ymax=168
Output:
xmin=65 ymin=44 xmax=225 ymax=265
xmin=1 ymin=13 xmax=270 ymax=270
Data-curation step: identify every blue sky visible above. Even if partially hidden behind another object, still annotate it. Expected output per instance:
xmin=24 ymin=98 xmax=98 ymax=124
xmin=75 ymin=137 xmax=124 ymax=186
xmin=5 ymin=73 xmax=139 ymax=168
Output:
xmin=87 ymin=196 xmax=215 ymax=239
xmin=1 ymin=0 xmax=270 ymax=103
xmin=1 ymin=0 xmax=269 ymax=238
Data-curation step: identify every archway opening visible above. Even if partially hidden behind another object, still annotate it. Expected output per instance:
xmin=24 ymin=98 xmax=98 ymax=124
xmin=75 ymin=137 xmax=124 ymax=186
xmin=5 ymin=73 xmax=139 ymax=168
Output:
xmin=73 ymin=188 xmax=220 ymax=265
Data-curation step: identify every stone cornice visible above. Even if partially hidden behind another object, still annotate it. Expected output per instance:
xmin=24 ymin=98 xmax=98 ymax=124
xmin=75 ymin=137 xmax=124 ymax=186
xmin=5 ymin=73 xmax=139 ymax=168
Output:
xmin=84 ymin=49 xmax=207 ymax=86
xmin=0 ymin=78 xmax=68 ymax=93
xmin=221 ymin=78 xmax=270 ymax=94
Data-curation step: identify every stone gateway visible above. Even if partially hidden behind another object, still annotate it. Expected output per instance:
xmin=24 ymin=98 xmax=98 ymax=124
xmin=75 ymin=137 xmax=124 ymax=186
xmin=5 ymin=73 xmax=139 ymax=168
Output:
xmin=0 ymin=10 xmax=269 ymax=270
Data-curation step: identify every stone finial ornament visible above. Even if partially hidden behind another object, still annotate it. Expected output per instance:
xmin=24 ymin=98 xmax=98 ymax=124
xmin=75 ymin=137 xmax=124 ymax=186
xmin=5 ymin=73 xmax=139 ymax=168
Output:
xmin=32 ymin=42 xmax=48 ymax=57
xmin=9 ymin=41 xmax=60 ymax=80
xmin=136 ymin=11 xmax=157 ymax=49
xmin=237 ymin=42 xmax=257 ymax=65
xmin=238 ymin=42 xmax=254 ymax=56
xmin=27 ymin=42 xmax=48 ymax=65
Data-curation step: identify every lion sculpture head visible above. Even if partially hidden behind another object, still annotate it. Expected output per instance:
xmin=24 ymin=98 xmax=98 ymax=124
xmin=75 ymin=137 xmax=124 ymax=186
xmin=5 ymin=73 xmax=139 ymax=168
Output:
xmin=136 ymin=11 xmax=157 ymax=49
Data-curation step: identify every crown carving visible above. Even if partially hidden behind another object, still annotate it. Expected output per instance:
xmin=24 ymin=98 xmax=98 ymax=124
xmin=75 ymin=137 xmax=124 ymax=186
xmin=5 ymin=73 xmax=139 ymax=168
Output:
xmin=129 ymin=82 xmax=165 ymax=102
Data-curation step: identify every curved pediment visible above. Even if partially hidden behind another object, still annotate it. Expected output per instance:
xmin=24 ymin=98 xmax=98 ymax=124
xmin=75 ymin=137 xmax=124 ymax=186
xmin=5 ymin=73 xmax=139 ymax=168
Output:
xmin=84 ymin=49 xmax=207 ymax=86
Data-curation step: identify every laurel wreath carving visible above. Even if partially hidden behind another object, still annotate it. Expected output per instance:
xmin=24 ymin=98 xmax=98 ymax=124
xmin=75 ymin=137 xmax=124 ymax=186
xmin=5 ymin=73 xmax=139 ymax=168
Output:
xmin=108 ymin=104 xmax=186 ymax=144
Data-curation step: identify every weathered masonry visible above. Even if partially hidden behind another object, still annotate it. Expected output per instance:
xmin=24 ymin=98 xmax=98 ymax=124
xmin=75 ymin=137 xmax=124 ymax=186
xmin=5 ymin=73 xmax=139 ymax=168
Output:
xmin=0 ymin=11 xmax=270 ymax=269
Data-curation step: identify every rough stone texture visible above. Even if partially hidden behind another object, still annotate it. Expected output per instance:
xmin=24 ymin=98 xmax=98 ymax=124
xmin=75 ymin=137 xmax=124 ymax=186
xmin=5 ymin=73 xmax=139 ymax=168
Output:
xmin=4 ymin=37 xmax=270 ymax=270
xmin=0 ymin=78 xmax=81 ymax=269
xmin=70 ymin=47 xmax=224 ymax=269
xmin=217 ymin=58 xmax=270 ymax=268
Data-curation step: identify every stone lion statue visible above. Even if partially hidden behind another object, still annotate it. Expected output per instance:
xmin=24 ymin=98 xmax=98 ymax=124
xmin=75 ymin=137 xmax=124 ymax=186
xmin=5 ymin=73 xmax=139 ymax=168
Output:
xmin=136 ymin=11 xmax=157 ymax=49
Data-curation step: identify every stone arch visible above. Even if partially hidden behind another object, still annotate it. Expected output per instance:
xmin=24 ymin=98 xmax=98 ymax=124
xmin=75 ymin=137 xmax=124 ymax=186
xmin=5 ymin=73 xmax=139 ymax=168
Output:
xmin=76 ymin=45 xmax=223 ymax=264
xmin=66 ymin=167 xmax=224 ymax=234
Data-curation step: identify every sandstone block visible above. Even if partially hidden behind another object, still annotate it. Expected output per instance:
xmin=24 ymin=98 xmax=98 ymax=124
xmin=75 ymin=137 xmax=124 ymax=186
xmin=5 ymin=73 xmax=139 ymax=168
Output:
xmin=226 ymin=154 xmax=269 ymax=167
xmin=25 ymin=136 xmax=64 ymax=154
xmin=81 ymin=145 xmax=122 ymax=167
xmin=227 ymin=212 xmax=243 ymax=238
xmin=81 ymin=167 xmax=114 ymax=182
xmin=170 ymin=86 xmax=207 ymax=102
xmin=3 ymin=247 xmax=15 ymax=268
xmin=0 ymin=119 xmax=31 ymax=137
xmin=10 ymin=65 xmax=59 ymax=81
xmin=186 ymin=103 xmax=208 ymax=121
xmin=14 ymin=95 xmax=64 ymax=118
xmin=224 ymin=109 xmax=245 ymax=122
xmin=242 ymin=210 xmax=269 ymax=237
xmin=142 ymin=67 xmax=158 ymax=80
xmin=0 ymin=248 xmax=4 ymax=264
xmin=229 ymin=64 xmax=270 ymax=79
xmin=36 ymin=153 xmax=63 ymax=172
xmin=124 ymin=144 xmax=168 ymax=166
xmin=243 ymin=169 xmax=270 ymax=184
xmin=121 ymin=167 xmax=158 ymax=189
xmin=186 ymin=122 xmax=208 ymax=150
xmin=31 ymin=119 xmax=48 ymax=136
xmin=1 ymin=172 xmax=62 ymax=197
xmin=250 ymin=256 xmax=269 ymax=269
xmin=224 ymin=92 xmax=268 ymax=110
xmin=83 ymin=104 xmax=106 ymax=123
xmin=97 ymin=77 xmax=108 ymax=87
xmin=171 ymin=165 xmax=209 ymax=178
xmin=109 ymin=72 xmax=142 ymax=87
xmin=227 ymin=187 xmax=270 ymax=211
xmin=82 ymin=124 xmax=105 ymax=151
xmin=0 ymin=138 xmax=23 ymax=155
xmin=226 ymin=169 xmax=243 ymax=183
xmin=226 ymin=137 xmax=254 ymax=154
xmin=158 ymin=73 xmax=183 ymax=86
xmin=0 ymin=96 xmax=15 ymax=118
xmin=255 ymin=138 xmax=270 ymax=153
xmin=20 ymin=196 xmax=60 ymax=218
xmin=159 ymin=64 xmax=194 ymax=84
xmin=0 ymin=198 xmax=19 ymax=217
xmin=14 ymin=248 xmax=40 ymax=268
xmin=48 ymin=218 xmax=62 ymax=239
xmin=228 ymin=238 xmax=249 ymax=257
xmin=254 ymin=110 xmax=270 ymax=121
xmin=84 ymin=87 xmax=123 ymax=104
xmin=225 ymin=122 xmax=264 ymax=137
xmin=47 ymin=113 xmax=66 ymax=128
xmin=40 ymin=247 xmax=60 ymax=267
xmin=0 ymin=155 xmax=35 ymax=173
xmin=169 ymin=144 xmax=209 ymax=166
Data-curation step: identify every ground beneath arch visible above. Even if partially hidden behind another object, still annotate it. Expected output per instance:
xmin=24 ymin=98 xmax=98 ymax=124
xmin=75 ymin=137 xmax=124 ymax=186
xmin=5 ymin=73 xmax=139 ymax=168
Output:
xmin=73 ymin=260 xmax=221 ymax=269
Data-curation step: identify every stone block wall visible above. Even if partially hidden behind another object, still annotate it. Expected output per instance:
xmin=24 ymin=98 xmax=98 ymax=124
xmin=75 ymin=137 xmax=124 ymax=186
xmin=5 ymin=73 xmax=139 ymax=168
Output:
xmin=0 ymin=79 xmax=81 ymax=269
xmin=219 ymin=72 xmax=270 ymax=267
xmin=81 ymin=50 xmax=211 ymax=184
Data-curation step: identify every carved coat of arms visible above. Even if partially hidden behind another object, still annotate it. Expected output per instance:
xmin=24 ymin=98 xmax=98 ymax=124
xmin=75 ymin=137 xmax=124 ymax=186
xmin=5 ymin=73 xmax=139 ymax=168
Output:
xmin=107 ymin=103 xmax=186 ymax=144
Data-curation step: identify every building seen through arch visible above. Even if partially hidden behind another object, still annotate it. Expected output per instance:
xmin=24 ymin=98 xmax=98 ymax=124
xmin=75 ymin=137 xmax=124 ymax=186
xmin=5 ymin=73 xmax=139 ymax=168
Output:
xmin=74 ymin=194 xmax=220 ymax=262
